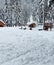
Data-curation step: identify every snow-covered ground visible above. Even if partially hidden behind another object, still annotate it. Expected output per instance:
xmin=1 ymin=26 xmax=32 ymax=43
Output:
xmin=0 ymin=27 xmax=54 ymax=65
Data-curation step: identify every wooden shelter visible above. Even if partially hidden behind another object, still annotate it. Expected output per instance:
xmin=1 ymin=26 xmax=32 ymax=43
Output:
xmin=0 ymin=20 xmax=5 ymax=27
xmin=28 ymin=23 xmax=36 ymax=30
xmin=43 ymin=20 xmax=53 ymax=31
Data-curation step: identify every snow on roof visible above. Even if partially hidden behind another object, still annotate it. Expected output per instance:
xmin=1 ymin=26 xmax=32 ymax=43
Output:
xmin=27 ymin=21 xmax=36 ymax=25
xmin=45 ymin=20 xmax=52 ymax=23
xmin=0 ymin=19 xmax=5 ymax=24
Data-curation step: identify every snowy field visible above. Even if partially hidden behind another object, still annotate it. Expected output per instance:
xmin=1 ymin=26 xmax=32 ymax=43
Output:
xmin=0 ymin=27 xmax=54 ymax=65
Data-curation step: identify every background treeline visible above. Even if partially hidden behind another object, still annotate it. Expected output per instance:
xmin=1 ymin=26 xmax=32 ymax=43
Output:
xmin=0 ymin=0 xmax=54 ymax=26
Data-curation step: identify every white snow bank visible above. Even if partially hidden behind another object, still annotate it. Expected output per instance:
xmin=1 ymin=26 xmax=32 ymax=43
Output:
xmin=0 ymin=27 xmax=54 ymax=65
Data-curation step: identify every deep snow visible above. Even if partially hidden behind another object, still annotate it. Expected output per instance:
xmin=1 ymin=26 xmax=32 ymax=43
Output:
xmin=0 ymin=27 xmax=54 ymax=65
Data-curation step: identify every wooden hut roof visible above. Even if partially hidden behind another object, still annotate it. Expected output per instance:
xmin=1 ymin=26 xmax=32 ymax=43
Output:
xmin=0 ymin=20 xmax=5 ymax=24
